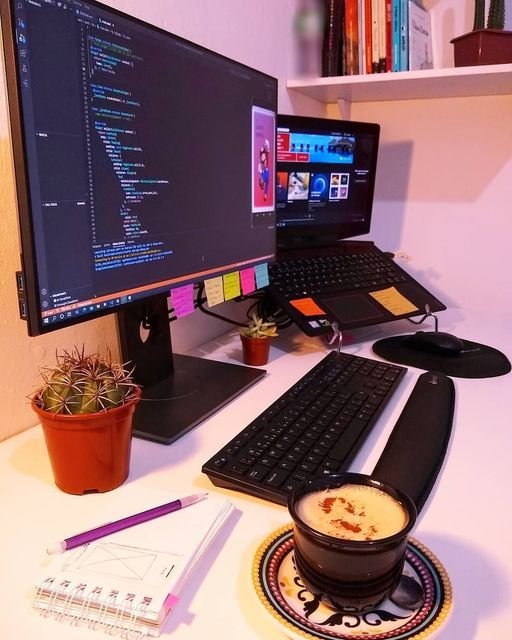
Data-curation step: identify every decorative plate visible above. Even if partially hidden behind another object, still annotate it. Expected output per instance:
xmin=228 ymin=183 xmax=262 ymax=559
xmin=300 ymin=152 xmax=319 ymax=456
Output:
xmin=252 ymin=526 xmax=452 ymax=640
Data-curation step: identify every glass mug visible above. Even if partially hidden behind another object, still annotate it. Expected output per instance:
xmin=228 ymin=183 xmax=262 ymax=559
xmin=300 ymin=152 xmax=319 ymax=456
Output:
xmin=288 ymin=473 xmax=417 ymax=613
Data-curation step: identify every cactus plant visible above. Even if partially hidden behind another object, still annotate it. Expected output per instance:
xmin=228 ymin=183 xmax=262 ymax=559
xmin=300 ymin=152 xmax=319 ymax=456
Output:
xmin=487 ymin=0 xmax=505 ymax=29
xmin=454 ymin=0 xmax=511 ymax=67
xmin=240 ymin=313 xmax=278 ymax=339
xmin=32 ymin=347 xmax=140 ymax=415
xmin=473 ymin=0 xmax=486 ymax=29
xmin=474 ymin=0 xmax=506 ymax=30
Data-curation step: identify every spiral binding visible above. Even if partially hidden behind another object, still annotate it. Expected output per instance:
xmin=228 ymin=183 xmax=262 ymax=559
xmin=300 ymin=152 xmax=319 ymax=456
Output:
xmin=33 ymin=577 xmax=159 ymax=638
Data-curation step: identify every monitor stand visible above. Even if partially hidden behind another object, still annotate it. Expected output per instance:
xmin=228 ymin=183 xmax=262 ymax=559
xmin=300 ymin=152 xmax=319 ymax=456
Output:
xmin=117 ymin=294 xmax=266 ymax=444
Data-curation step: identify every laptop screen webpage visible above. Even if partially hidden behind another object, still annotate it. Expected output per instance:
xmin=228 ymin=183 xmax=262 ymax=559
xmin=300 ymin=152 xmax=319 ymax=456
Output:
xmin=276 ymin=115 xmax=380 ymax=250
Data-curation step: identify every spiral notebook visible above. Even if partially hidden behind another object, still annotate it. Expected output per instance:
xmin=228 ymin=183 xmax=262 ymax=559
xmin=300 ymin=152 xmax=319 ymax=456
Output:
xmin=33 ymin=493 xmax=233 ymax=637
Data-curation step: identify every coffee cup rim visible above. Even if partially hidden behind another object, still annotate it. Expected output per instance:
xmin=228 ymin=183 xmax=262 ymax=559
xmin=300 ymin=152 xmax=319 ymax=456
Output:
xmin=288 ymin=472 xmax=417 ymax=548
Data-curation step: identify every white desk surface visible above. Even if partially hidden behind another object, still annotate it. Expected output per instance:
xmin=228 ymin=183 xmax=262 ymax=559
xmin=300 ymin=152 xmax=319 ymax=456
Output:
xmin=1 ymin=308 xmax=511 ymax=639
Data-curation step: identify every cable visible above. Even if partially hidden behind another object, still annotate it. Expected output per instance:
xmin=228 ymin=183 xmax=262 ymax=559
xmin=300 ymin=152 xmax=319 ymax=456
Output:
xmin=195 ymin=283 xmax=253 ymax=328
xmin=167 ymin=282 xmax=294 ymax=331
xmin=407 ymin=305 xmax=439 ymax=332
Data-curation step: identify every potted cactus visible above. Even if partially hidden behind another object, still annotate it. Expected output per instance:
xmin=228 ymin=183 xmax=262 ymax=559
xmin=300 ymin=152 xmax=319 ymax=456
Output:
xmin=31 ymin=347 xmax=141 ymax=495
xmin=240 ymin=312 xmax=278 ymax=366
xmin=452 ymin=0 xmax=512 ymax=66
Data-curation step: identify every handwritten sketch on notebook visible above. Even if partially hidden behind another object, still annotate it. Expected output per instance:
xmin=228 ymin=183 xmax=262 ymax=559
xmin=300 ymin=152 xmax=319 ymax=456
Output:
xmin=62 ymin=542 xmax=182 ymax=585
xmin=33 ymin=492 xmax=234 ymax=636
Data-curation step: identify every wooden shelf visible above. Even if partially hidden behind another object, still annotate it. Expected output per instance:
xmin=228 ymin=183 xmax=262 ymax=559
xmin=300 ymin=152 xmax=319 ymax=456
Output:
xmin=286 ymin=64 xmax=512 ymax=104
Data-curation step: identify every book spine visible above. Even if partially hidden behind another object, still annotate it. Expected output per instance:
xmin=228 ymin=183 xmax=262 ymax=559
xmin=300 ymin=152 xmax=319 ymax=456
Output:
xmin=358 ymin=0 xmax=365 ymax=74
xmin=385 ymin=0 xmax=392 ymax=71
xmin=364 ymin=0 xmax=373 ymax=73
xmin=344 ymin=0 xmax=359 ymax=75
xmin=399 ymin=0 xmax=409 ymax=71
xmin=340 ymin=2 xmax=347 ymax=75
xmin=408 ymin=2 xmax=433 ymax=71
xmin=377 ymin=0 xmax=387 ymax=72
xmin=391 ymin=0 xmax=401 ymax=71
xmin=322 ymin=0 xmax=345 ymax=77
xmin=371 ymin=0 xmax=380 ymax=72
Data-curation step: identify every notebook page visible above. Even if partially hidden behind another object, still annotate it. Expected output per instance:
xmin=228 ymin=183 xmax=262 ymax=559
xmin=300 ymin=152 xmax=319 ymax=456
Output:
xmin=34 ymin=493 xmax=233 ymax=627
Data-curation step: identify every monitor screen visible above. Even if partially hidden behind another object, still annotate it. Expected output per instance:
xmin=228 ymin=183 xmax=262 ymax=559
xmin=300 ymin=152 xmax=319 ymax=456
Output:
xmin=275 ymin=114 xmax=379 ymax=249
xmin=2 ymin=0 xmax=276 ymax=336
xmin=1 ymin=0 xmax=277 ymax=443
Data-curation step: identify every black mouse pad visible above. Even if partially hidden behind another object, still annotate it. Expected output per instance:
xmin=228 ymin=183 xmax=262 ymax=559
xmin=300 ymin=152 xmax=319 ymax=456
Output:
xmin=372 ymin=336 xmax=511 ymax=378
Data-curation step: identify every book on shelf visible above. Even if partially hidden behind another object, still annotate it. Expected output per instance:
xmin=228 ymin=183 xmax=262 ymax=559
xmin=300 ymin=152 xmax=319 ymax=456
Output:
xmin=399 ymin=0 xmax=409 ymax=70
xmin=32 ymin=492 xmax=234 ymax=637
xmin=344 ymin=0 xmax=360 ymax=74
xmin=364 ymin=0 xmax=390 ymax=73
xmin=363 ymin=0 xmax=373 ymax=74
xmin=391 ymin=0 xmax=401 ymax=70
xmin=377 ymin=0 xmax=387 ymax=71
xmin=370 ymin=0 xmax=380 ymax=72
xmin=322 ymin=0 xmax=345 ymax=76
xmin=357 ymin=0 xmax=365 ymax=75
xmin=408 ymin=0 xmax=433 ymax=70
xmin=385 ymin=0 xmax=392 ymax=71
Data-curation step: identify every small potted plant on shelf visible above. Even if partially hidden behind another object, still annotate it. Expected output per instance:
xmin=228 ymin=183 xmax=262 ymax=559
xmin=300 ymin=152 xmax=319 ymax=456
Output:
xmin=31 ymin=347 xmax=141 ymax=495
xmin=240 ymin=313 xmax=278 ymax=366
xmin=451 ymin=0 xmax=512 ymax=67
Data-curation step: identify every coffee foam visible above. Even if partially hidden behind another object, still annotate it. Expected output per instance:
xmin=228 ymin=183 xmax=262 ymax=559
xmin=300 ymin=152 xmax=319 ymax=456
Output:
xmin=296 ymin=483 xmax=408 ymax=541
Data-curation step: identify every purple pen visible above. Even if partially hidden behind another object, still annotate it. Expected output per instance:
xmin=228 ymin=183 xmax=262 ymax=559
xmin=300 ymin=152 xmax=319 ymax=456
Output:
xmin=46 ymin=492 xmax=208 ymax=555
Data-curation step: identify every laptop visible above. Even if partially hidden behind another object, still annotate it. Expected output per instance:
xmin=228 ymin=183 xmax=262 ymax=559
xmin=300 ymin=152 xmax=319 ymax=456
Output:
xmin=267 ymin=114 xmax=446 ymax=337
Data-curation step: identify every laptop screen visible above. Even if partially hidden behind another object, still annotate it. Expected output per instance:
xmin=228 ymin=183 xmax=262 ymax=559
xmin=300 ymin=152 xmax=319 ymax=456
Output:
xmin=276 ymin=115 xmax=380 ymax=250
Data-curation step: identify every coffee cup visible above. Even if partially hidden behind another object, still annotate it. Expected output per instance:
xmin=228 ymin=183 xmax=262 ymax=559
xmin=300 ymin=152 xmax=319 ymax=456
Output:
xmin=287 ymin=472 xmax=417 ymax=613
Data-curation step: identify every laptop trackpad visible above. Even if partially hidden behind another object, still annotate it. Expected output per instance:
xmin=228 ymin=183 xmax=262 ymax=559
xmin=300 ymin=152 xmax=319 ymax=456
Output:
xmin=323 ymin=294 xmax=384 ymax=324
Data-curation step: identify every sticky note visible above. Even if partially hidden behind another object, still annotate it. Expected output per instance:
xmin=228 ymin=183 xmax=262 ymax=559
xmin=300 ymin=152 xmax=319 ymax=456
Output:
xmin=223 ymin=271 xmax=241 ymax=301
xmin=170 ymin=284 xmax=195 ymax=318
xmin=369 ymin=286 xmax=419 ymax=316
xmin=290 ymin=298 xmax=326 ymax=316
xmin=204 ymin=276 xmax=224 ymax=307
xmin=240 ymin=267 xmax=256 ymax=295
xmin=254 ymin=263 xmax=269 ymax=289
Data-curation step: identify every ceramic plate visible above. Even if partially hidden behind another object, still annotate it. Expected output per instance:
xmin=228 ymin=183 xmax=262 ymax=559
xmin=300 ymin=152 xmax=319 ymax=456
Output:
xmin=252 ymin=526 xmax=452 ymax=640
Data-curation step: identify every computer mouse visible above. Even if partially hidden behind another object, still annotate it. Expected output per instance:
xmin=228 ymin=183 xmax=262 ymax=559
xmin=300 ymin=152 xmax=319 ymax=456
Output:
xmin=402 ymin=331 xmax=463 ymax=356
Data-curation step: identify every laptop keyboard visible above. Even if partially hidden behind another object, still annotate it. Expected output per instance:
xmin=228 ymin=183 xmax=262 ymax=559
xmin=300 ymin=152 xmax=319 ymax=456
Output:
xmin=202 ymin=351 xmax=406 ymax=506
xmin=268 ymin=249 xmax=408 ymax=300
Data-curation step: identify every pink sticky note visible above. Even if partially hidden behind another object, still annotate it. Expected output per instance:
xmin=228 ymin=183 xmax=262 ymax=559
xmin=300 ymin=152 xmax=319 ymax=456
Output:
xmin=170 ymin=284 xmax=195 ymax=318
xmin=240 ymin=268 xmax=256 ymax=295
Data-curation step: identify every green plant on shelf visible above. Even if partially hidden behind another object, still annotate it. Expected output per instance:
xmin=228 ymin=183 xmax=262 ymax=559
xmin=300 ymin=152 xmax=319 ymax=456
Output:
xmin=473 ymin=0 xmax=505 ymax=30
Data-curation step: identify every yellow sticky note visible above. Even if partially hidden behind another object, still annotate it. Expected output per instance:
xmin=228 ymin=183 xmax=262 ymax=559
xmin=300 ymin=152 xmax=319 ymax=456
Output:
xmin=369 ymin=287 xmax=419 ymax=316
xmin=223 ymin=272 xmax=241 ymax=301
xmin=204 ymin=276 xmax=224 ymax=307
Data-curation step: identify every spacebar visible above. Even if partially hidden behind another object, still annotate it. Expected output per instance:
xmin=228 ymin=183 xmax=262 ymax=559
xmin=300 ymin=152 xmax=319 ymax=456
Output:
xmin=371 ymin=371 xmax=455 ymax=514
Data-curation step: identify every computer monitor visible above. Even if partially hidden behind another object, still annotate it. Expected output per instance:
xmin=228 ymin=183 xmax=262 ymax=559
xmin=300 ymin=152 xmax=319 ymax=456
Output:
xmin=275 ymin=114 xmax=379 ymax=249
xmin=1 ymin=0 xmax=277 ymax=443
